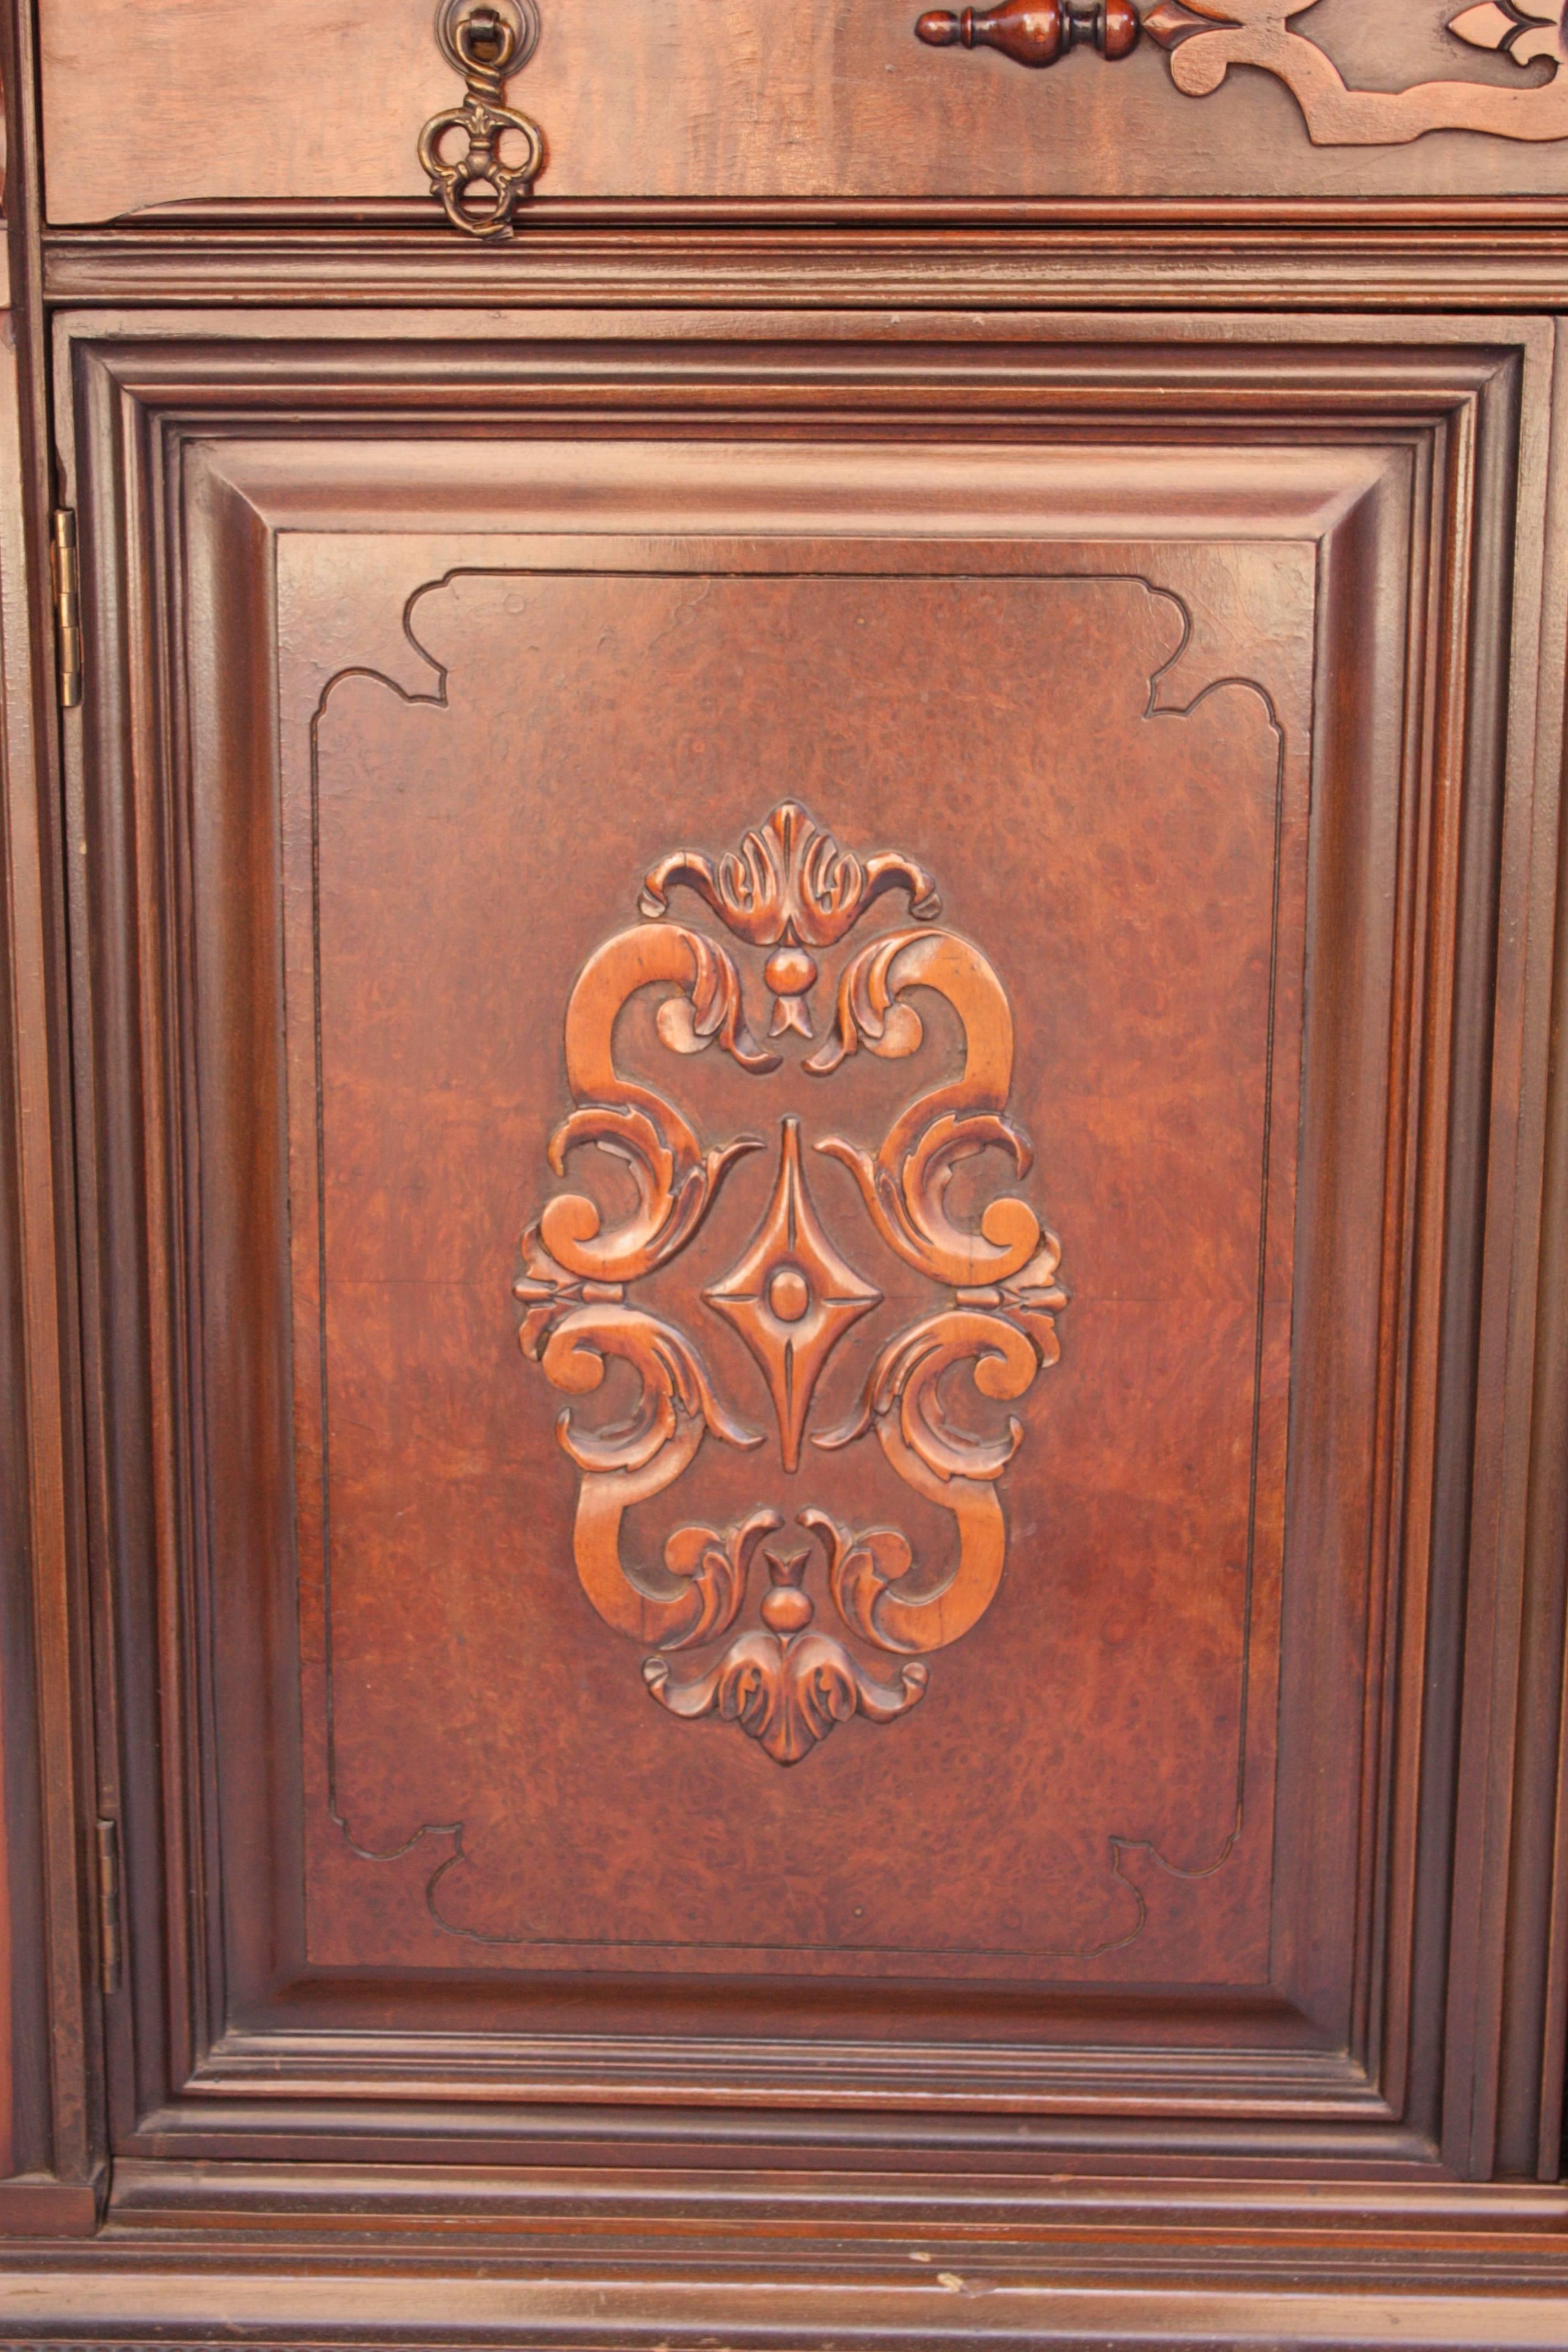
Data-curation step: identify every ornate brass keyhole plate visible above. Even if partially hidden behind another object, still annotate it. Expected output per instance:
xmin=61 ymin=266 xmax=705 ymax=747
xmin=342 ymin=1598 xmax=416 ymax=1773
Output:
xmin=515 ymin=804 xmax=1068 ymax=1766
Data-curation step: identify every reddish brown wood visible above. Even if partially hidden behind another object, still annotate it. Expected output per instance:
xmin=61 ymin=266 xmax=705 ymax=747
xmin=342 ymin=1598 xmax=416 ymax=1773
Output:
xmin=917 ymin=0 xmax=1139 ymax=65
xmin=916 ymin=1 xmax=1070 ymax=67
xmin=287 ymin=537 xmax=1293 ymax=2003
xmin=0 ymin=0 xmax=103 ymax=2207
xmin=1103 ymin=0 xmax=1139 ymax=58
xmin=32 ymin=213 xmax=1568 ymax=316
xmin=1147 ymin=0 xmax=1568 ymax=143
xmin=23 ymin=314 xmax=1548 ymax=2174
xmin=33 ymin=0 xmax=1568 ymax=221
xmin=0 ymin=291 xmax=1549 ymax=2321
xmin=5 ymin=0 xmax=1568 ymax=2337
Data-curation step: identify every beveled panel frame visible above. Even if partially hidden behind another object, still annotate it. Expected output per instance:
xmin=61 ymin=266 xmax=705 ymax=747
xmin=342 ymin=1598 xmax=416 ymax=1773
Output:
xmin=48 ymin=310 xmax=1568 ymax=2202
xmin=291 ymin=538 xmax=1292 ymax=1980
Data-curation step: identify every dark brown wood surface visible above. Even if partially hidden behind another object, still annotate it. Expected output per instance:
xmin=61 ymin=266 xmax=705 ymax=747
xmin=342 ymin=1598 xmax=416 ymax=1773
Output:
xmin=6 ymin=0 xmax=1568 ymax=2337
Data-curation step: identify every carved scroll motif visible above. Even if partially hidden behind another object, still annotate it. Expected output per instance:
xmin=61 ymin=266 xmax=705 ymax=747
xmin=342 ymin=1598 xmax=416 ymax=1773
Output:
xmin=1145 ymin=0 xmax=1568 ymax=145
xmin=516 ymin=803 xmax=1066 ymax=1765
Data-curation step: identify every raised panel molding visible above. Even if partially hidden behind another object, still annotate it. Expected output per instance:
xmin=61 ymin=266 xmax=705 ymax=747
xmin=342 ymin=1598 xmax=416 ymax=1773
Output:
xmin=19 ymin=312 xmax=1562 ymax=2276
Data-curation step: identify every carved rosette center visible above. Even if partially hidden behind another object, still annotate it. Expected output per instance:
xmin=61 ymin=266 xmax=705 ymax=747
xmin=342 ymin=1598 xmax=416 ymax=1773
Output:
xmin=517 ymin=803 xmax=1066 ymax=1765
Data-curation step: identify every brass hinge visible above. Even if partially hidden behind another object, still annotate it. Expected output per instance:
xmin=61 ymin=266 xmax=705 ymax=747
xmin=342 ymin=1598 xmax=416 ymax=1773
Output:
xmin=50 ymin=508 xmax=82 ymax=710
xmin=95 ymin=1817 xmax=121 ymax=1994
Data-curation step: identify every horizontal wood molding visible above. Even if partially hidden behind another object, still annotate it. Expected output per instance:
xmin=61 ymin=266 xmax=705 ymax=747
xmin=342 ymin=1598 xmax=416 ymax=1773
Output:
xmin=104 ymin=2155 xmax=1568 ymax=2237
xmin=37 ymin=222 xmax=1568 ymax=313
xmin=12 ymin=2253 xmax=1568 ymax=2344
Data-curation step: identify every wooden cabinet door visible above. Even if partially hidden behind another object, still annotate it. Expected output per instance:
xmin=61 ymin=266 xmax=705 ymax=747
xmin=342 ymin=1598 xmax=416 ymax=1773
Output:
xmin=56 ymin=308 xmax=1566 ymax=2214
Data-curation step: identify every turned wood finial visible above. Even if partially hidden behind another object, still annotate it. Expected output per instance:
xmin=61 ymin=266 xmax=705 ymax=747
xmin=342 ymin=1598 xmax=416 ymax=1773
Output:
xmin=916 ymin=0 xmax=1139 ymax=66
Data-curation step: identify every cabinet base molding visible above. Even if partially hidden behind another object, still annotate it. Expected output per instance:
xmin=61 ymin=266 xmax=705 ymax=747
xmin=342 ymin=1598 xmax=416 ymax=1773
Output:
xmin=0 ymin=2180 xmax=101 ymax=2240
xmin=101 ymin=2158 xmax=1568 ymax=2241
xmin=7 ymin=2254 xmax=1568 ymax=2349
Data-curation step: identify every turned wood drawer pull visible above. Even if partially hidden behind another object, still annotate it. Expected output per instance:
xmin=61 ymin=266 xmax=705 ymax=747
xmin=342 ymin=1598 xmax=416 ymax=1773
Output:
xmin=916 ymin=0 xmax=1139 ymax=66
xmin=418 ymin=0 xmax=544 ymax=239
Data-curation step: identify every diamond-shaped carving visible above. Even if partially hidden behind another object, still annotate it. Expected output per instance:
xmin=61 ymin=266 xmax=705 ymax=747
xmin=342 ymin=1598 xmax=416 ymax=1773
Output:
xmin=704 ymin=1116 xmax=881 ymax=1472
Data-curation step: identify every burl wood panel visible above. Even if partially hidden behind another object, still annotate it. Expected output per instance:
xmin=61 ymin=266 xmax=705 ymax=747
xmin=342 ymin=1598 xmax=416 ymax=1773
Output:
xmin=35 ymin=0 xmax=1568 ymax=221
xmin=277 ymin=544 xmax=1306 ymax=1987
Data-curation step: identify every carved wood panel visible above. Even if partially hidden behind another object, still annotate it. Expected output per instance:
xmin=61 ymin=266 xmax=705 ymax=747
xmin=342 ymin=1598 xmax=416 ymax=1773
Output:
xmin=286 ymin=552 xmax=1298 ymax=1982
xmin=1146 ymin=0 xmax=1568 ymax=143
xmin=55 ymin=325 xmax=1561 ymax=2182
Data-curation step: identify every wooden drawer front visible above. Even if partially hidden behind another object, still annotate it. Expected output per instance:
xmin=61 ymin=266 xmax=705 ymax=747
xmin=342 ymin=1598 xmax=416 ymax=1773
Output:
xmin=59 ymin=312 xmax=1558 ymax=2187
xmin=36 ymin=0 xmax=1568 ymax=223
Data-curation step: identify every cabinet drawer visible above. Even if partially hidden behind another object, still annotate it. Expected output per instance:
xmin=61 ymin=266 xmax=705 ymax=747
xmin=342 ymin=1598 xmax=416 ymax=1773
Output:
xmin=37 ymin=0 xmax=1568 ymax=225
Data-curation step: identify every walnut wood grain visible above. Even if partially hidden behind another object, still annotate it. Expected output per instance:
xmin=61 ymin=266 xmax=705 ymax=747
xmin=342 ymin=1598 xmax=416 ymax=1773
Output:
xmin=0 ymin=0 xmax=102 ymax=2208
xmin=12 ymin=2261 xmax=1568 ymax=2349
xmin=296 ymin=548 xmax=1286 ymax=1960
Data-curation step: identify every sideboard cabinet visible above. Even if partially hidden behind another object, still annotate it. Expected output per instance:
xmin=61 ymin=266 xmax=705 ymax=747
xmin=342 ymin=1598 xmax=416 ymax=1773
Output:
xmin=3 ymin=2 xmax=1568 ymax=2343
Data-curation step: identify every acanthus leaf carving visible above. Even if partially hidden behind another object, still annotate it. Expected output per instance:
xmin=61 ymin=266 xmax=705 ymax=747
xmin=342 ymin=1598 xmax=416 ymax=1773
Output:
xmin=806 ymin=1506 xmax=1004 ymax=1662
xmin=807 ymin=1511 xmax=928 ymax=1656
xmin=809 ymin=929 xmax=1050 ymax=1290
xmin=640 ymin=800 xmax=941 ymax=1037
xmin=531 ymin=1302 xmax=770 ymax=1652
xmin=653 ymin=1509 xmax=785 ymax=1652
xmin=645 ymin=1630 xmax=928 ymax=1767
xmin=540 ymin=1104 xmax=765 ymax=1289
xmin=537 ymin=1300 xmax=763 ymax=1473
xmin=513 ymin=1222 xmax=627 ymax=1360
xmin=531 ymin=923 xmax=772 ymax=1291
xmin=816 ymin=1306 xmax=1043 ymax=1483
xmin=639 ymin=799 xmax=942 ymax=949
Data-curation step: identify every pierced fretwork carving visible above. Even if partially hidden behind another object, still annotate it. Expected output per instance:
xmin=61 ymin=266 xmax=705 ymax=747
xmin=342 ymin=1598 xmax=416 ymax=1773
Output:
xmin=516 ymin=804 xmax=1066 ymax=1765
